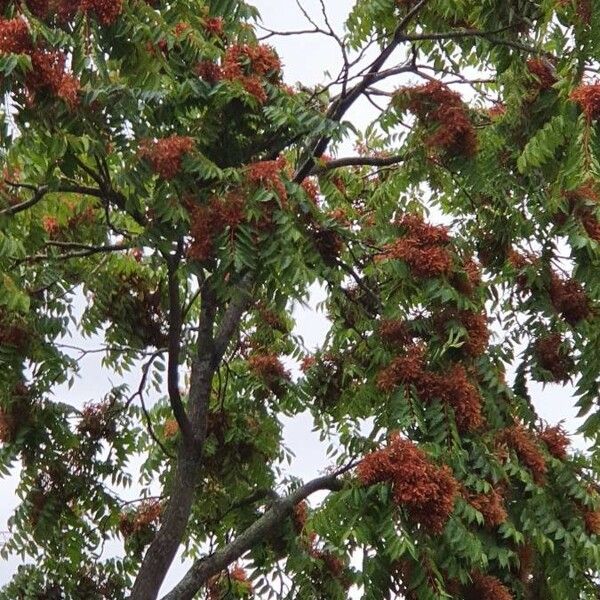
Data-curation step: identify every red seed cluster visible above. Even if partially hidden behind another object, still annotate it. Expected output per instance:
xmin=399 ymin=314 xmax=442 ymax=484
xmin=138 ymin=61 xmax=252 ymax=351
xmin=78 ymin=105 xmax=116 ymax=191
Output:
xmin=309 ymin=223 xmax=344 ymax=266
xmin=195 ymin=60 xmax=222 ymax=84
xmin=378 ymin=319 xmax=411 ymax=349
xmin=440 ymin=309 xmax=489 ymax=357
xmin=118 ymin=499 xmax=161 ymax=538
xmin=0 ymin=312 xmax=29 ymax=351
xmin=571 ymin=83 xmax=600 ymax=120
xmin=358 ymin=434 xmax=459 ymax=533
xmin=247 ymin=352 xmax=290 ymax=394
xmin=79 ymin=0 xmax=123 ymax=25
xmin=309 ymin=548 xmax=347 ymax=581
xmin=292 ymin=500 xmax=308 ymax=534
xmin=246 ymin=156 xmax=288 ymax=203
xmin=139 ymin=136 xmax=194 ymax=180
xmin=558 ymin=184 xmax=600 ymax=240
xmin=379 ymin=214 xmax=453 ymax=279
xmin=584 ymin=508 xmax=600 ymax=535
xmin=0 ymin=17 xmax=31 ymax=54
xmin=440 ymin=363 xmax=485 ymax=432
xmin=465 ymin=572 xmax=513 ymax=600
xmin=229 ymin=565 xmax=252 ymax=592
xmin=549 ymin=274 xmax=590 ymax=326
xmin=534 ymin=333 xmax=573 ymax=383
xmin=487 ymin=103 xmax=506 ymax=119
xmin=301 ymin=178 xmax=320 ymax=204
xmin=221 ymin=43 xmax=281 ymax=103
xmin=396 ymin=80 xmax=477 ymax=157
xmin=300 ymin=355 xmax=317 ymax=372
xmin=539 ymin=424 xmax=570 ymax=460
xmin=77 ymin=399 xmax=116 ymax=440
xmin=0 ymin=401 xmax=27 ymax=443
xmin=377 ymin=347 xmax=484 ymax=432
xmin=163 ymin=418 xmax=178 ymax=439
xmin=186 ymin=192 xmax=245 ymax=261
xmin=526 ymin=58 xmax=557 ymax=90
xmin=202 ymin=17 xmax=224 ymax=37
xmin=14 ymin=0 xmax=121 ymax=24
xmin=517 ymin=543 xmax=535 ymax=583
xmin=452 ymin=257 xmax=482 ymax=296
xmin=558 ymin=0 xmax=592 ymax=24
xmin=498 ymin=425 xmax=547 ymax=484
xmin=376 ymin=344 xmax=426 ymax=392
xmin=467 ymin=487 xmax=508 ymax=528
xmin=27 ymin=48 xmax=80 ymax=108
xmin=507 ymin=249 xmax=537 ymax=290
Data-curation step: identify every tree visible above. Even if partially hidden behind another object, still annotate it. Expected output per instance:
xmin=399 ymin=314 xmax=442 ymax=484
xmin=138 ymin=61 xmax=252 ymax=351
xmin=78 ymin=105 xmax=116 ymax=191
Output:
xmin=0 ymin=0 xmax=599 ymax=597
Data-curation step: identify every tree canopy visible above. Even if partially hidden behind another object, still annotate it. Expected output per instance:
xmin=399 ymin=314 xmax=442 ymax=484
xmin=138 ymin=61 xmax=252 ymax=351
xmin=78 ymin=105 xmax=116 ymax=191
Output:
xmin=1 ymin=0 xmax=600 ymax=598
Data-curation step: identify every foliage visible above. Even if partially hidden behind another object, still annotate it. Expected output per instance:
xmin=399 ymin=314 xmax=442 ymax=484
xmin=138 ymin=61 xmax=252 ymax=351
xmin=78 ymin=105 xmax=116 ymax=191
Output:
xmin=0 ymin=0 xmax=599 ymax=598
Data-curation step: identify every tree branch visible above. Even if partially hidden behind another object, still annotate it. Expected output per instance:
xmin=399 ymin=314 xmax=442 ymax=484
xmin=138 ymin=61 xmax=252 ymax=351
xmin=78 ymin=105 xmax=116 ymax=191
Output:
xmin=294 ymin=0 xmax=430 ymax=183
xmin=213 ymin=273 xmax=255 ymax=363
xmin=161 ymin=470 xmax=350 ymax=600
xmin=312 ymin=153 xmax=407 ymax=175
xmin=166 ymin=247 xmax=194 ymax=441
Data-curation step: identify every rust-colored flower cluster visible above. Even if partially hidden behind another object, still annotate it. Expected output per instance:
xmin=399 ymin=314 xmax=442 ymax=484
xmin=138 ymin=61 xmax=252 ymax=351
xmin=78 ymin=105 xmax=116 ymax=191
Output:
xmin=309 ymin=547 xmax=348 ymax=584
xmin=220 ymin=43 xmax=281 ymax=103
xmin=583 ymin=507 xmax=600 ymax=535
xmin=506 ymin=248 xmax=539 ymax=292
xmin=440 ymin=363 xmax=485 ymax=432
xmin=549 ymin=274 xmax=590 ymax=326
xmin=202 ymin=16 xmax=224 ymax=37
xmin=139 ymin=135 xmax=194 ymax=180
xmin=195 ymin=60 xmax=222 ymax=84
xmin=163 ymin=418 xmax=178 ymax=439
xmin=301 ymin=177 xmax=320 ymax=204
xmin=309 ymin=222 xmax=344 ymax=266
xmin=539 ymin=424 xmax=570 ymax=459
xmin=498 ymin=425 xmax=547 ymax=484
xmin=377 ymin=347 xmax=484 ymax=432
xmin=534 ymin=333 xmax=573 ymax=383
xmin=517 ymin=542 xmax=535 ymax=583
xmin=186 ymin=191 xmax=245 ymax=261
xmin=0 ymin=17 xmax=31 ymax=54
xmin=246 ymin=156 xmax=288 ymax=203
xmin=27 ymin=48 xmax=80 ymax=108
xmin=396 ymin=80 xmax=477 ymax=157
xmin=79 ymin=0 xmax=123 ymax=24
xmin=451 ymin=256 xmax=482 ymax=296
xmin=378 ymin=319 xmax=411 ymax=349
xmin=571 ymin=82 xmax=600 ymax=120
xmin=0 ymin=312 xmax=29 ymax=351
xmin=118 ymin=499 xmax=162 ymax=539
xmin=467 ymin=486 xmax=507 ymax=528
xmin=435 ymin=309 xmax=489 ymax=357
xmin=376 ymin=343 xmax=426 ymax=392
xmin=0 ymin=27 xmax=81 ymax=108
xmin=247 ymin=352 xmax=290 ymax=395
xmin=292 ymin=500 xmax=308 ymax=534
xmin=378 ymin=213 xmax=453 ymax=279
xmin=25 ymin=0 xmax=122 ymax=24
xmin=558 ymin=183 xmax=600 ymax=241
xmin=465 ymin=572 xmax=513 ymax=600
xmin=526 ymin=58 xmax=557 ymax=90
xmin=77 ymin=399 xmax=116 ymax=441
xmin=207 ymin=565 xmax=252 ymax=600
xmin=358 ymin=434 xmax=458 ymax=533
xmin=460 ymin=310 xmax=489 ymax=357
xmin=0 ymin=393 xmax=30 ymax=444
xmin=230 ymin=565 xmax=252 ymax=592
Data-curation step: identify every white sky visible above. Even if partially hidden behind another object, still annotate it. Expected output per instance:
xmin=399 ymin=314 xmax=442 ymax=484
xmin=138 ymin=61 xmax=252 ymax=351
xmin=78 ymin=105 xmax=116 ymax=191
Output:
xmin=0 ymin=0 xmax=589 ymax=595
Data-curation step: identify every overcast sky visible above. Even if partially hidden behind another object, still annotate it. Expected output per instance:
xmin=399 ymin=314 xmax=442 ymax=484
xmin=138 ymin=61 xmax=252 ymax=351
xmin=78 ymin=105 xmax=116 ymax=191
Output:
xmin=0 ymin=0 xmax=589 ymax=594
